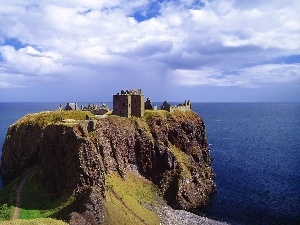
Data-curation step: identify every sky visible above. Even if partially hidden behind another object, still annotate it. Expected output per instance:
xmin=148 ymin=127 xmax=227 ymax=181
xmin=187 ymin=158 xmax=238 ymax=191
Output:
xmin=0 ymin=0 xmax=300 ymax=102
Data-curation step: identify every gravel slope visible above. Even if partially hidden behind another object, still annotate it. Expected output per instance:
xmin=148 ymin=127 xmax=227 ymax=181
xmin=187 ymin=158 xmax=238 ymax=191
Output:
xmin=156 ymin=206 xmax=229 ymax=225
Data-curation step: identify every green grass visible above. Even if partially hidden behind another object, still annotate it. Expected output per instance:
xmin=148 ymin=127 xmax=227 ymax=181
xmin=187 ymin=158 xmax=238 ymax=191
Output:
xmin=144 ymin=110 xmax=170 ymax=120
xmin=104 ymin=171 xmax=161 ymax=225
xmin=169 ymin=144 xmax=193 ymax=177
xmin=0 ymin=173 xmax=26 ymax=221
xmin=14 ymin=111 xmax=95 ymax=128
xmin=0 ymin=167 xmax=75 ymax=223
xmin=0 ymin=204 xmax=13 ymax=222
xmin=0 ymin=218 xmax=67 ymax=225
xmin=133 ymin=119 xmax=152 ymax=135
xmin=19 ymin=170 xmax=75 ymax=220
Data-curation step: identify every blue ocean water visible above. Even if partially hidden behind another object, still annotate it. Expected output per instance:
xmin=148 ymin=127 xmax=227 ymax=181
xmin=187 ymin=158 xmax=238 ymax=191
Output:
xmin=0 ymin=102 xmax=299 ymax=225
xmin=194 ymin=103 xmax=300 ymax=225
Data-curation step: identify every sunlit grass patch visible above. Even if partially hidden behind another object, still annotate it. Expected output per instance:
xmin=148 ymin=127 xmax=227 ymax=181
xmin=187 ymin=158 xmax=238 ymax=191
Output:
xmin=0 ymin=218 xmax=67 ymax=225
xmin=169 ymin=144 xmax=193 ymax=177
xmin=144 ymin=110 xmax=170 ymax=120
xmin=15 ymin=111 xmax=95 ymax=128
xmin=104 ymin=171 xmax=161 ymax=225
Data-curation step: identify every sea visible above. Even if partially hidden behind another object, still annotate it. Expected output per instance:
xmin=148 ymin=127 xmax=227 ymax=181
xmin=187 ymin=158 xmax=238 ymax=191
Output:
xmin=0 ymin=102 xmax=299 ymax=225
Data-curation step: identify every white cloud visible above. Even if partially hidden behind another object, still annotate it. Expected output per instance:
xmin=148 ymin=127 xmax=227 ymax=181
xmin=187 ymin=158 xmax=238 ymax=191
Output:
xmin=0 ymin=72 xmax=26 ymax=88
xmin=0 ymin=0 xmax=299 ymax=101
xmin=172 ymin=63 xmax=300 ymax=87
xmin=0 ymin=45 xmax=62 ymax=75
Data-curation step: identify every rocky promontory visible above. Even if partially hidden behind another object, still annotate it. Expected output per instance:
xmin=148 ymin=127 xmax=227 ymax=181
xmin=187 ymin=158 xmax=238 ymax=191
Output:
xmin=0 ymin=110 xmax=216 ymax=224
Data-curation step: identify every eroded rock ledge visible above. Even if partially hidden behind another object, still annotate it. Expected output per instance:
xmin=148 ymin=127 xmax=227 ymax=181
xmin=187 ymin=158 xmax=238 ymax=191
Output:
xmin=0 ymin=110 xmax=215 ymax=224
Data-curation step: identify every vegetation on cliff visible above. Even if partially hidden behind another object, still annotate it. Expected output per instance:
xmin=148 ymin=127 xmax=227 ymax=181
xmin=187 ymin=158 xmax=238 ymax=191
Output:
xmin=14 ymin=111 xmax=95 ymax=128
xmin=0 ymin=218 xmax=67 ymax=225
xmin=18 ymin=169 xmax=75 ymax=220
xmin=0 ymin=167 xmax=74 ymax=222
xmin=0 ymin=109 xmax=215 ymax=224
xmin=104 ymin=171 xmax=161 ymax=225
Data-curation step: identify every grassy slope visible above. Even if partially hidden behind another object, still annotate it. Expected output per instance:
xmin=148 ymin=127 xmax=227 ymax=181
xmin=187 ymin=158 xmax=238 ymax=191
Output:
xmin=1 ymin=169 xmax=163 ymax=224
xmin=0 ymin=167 xmax=74 ymax=224
xmin=0 ymin=218 xmax=67 ymax=225
xmin=1 ymin=111 xmax=93 ymax=223
xmin=0 ymin=174 xmax=23 ymax=221
xmin=18 ymin=169 xmax=75 ymax=220
xmin=104 ymin=171 xmax=161 ymax=225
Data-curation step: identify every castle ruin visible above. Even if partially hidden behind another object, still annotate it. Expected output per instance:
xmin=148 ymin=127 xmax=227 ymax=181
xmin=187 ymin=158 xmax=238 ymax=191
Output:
xmin=161 ymin=100 xmax=191 ymax=113
xmin=65 ymin=102 xmax=78 ymax=111
xmin=113 ymin=89 xmax=191 ymax=117
xmin=145 ymin=97 xmax=157 ymax=110
xmin=113 ymin=89 xmax=145 ymax=117
xmin=61 ymin=89 xmax=191 ymax=118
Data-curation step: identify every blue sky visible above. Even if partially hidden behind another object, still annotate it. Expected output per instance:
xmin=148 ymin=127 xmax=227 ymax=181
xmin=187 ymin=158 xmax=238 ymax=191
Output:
xmin=0 ymin=0 xmax=300 ymax=102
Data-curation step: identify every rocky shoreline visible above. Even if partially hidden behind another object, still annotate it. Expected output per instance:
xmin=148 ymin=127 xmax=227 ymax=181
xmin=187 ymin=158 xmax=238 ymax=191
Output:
xmin=156 ymin=205 xmax=229 ymax=225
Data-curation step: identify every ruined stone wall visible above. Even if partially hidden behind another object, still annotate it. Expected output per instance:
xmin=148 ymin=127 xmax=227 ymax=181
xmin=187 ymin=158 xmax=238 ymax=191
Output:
xmin=113 ymin=89 xmax=145 ymax=117
xmin=131 ymin=94 xmax=145 ymax=117
xmin=113 ymin=94 xmax=131 ymax=117
xmin=169 ymin=105 xmax=191 ymax=113
xmin=161 ymin=101 xmax=192 ymax=113
xmin=161 ymin=101 xmax=171 ymax=112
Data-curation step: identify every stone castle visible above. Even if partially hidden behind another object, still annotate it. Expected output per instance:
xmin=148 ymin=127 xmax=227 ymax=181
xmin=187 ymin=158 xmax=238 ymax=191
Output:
xmin=62 ymin=89 xmax=191 ymax=118
xmin=113 ymin=89 xmax=145 ymax=117
xmin=113 ymin=89 xmax=191 ymax=117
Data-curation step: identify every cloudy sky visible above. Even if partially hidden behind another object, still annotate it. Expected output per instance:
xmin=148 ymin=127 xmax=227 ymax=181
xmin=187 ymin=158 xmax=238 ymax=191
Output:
xmin=0 ymin=0 xmax=299 ymax=102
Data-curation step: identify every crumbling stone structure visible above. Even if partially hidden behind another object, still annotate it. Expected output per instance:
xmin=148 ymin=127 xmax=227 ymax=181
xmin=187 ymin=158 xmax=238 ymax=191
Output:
xmin=145 ymin=97 xmax=157 ymax=110
xmin=82 ymin=103 xmax=110 ymax=115
xmin=161 ymin=100 xmax=192 ymax=113
xmin=65 ymin=103 xmax=78 ymax=111
xmin=113 ymin=89 xmax=145 ymax=117
xmin=62 ymin=90 xmax=191 ymax=119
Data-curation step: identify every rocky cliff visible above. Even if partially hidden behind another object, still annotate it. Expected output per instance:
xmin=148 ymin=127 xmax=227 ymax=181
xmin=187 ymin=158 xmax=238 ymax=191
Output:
xmin=0 ymin=110 xmax=215 ymax=224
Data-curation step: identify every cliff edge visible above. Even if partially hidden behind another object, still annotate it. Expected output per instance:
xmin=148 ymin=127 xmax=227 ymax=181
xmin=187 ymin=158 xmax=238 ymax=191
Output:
xmin=0 ymin=110 xmax=215 ymax=224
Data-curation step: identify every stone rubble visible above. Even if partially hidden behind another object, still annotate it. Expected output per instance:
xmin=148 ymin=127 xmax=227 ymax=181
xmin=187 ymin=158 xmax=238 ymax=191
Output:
xmin=156 ymin=205 xmax=229 ymax=225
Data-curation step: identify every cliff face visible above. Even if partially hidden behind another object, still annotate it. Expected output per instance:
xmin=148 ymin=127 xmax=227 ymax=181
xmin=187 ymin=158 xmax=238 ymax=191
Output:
xmin=0 ymin=110 xmax=215 ymax=224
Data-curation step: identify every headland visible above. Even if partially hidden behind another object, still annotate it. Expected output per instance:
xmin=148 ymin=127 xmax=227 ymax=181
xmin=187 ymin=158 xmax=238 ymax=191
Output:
xmin=0 ymin=89 xmax=218 ymax=225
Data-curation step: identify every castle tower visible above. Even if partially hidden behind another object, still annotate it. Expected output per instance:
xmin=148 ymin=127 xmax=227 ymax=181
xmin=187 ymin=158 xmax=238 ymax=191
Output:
xmin=131 ymin=90 xmax=144 ymax=117
xmin=113 ymin=89 xmax=144 ymax=117
xmin=113 ymin=91 xmax=131 ymax=117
